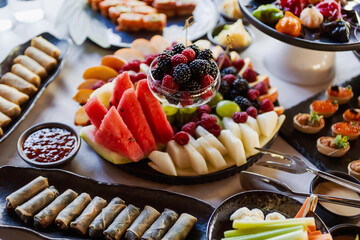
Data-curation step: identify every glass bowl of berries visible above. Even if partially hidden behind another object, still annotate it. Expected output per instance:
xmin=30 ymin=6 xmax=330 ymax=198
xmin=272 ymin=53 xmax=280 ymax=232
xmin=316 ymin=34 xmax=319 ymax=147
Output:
xmin=147 ymin=43 xmax=221 ymax=108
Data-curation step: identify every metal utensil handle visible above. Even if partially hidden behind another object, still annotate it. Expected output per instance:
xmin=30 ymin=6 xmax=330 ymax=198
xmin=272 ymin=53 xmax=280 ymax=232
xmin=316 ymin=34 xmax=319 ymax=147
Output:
xmin=316 ymin=194 xmax=360 ymax=208
xmin=309 ymin=168 xmax=360 ymax=194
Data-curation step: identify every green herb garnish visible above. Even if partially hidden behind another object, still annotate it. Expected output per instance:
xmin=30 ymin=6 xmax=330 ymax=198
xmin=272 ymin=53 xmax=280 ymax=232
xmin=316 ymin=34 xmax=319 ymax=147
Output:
xmin=345 ymin=85 xmax=352 ymax=90
xmin=310 ymin=111 xmax=323 ymax=126
xmin=333 ymin=135 xmax=349 ymax=149
xmin=355 ymin=234 xmax=359 ymax=240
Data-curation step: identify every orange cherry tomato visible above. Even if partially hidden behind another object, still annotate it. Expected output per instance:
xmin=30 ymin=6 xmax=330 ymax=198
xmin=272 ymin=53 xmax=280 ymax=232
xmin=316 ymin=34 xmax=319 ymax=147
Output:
xmin=275 ymin=11 xmax=302 ymax=37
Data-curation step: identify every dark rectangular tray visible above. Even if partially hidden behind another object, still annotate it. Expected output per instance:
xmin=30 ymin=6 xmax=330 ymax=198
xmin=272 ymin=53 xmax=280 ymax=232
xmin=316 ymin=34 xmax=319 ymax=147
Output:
xmin=280 ymin=75 xmax=360 ymax=172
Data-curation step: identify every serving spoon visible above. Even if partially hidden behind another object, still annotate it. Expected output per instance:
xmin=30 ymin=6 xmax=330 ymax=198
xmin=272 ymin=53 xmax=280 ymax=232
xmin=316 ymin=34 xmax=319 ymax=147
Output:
xmin=239 ymin=171 xmax=360 ymax=208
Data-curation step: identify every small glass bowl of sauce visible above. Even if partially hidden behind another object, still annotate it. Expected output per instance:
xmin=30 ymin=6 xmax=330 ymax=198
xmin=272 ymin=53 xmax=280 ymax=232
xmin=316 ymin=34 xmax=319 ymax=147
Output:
xmin=17 ymin=122 xmax=81 ymax=167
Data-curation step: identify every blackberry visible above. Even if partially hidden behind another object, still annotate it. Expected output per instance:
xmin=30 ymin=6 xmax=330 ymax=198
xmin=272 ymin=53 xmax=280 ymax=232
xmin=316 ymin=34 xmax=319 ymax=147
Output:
xmin=221 ymin=67 xmax=237 ymax=76
xmin=166 ymin=93 xmax=180 ymax=105
xmin=208 ymin=60 xmax=218 ymax=79
xmin=251 ymin=99 xmax=261 ymax=110
xmin=183 ymin=79 xmax=201 ymax=91
xmin=234 ymin=96 xmax=252 ymax=111
xmin=157 ymin=56 xmax=172 ymax=73
xmin=197 ymin=49 xmax=213 ymax=60
xmin=232 ymin=78 xmax=249 ymax=96
xmin=189 ymin=59 xmax=210 ymax=77
xmin=173 ymin=63 xmax=191 ymax=84
xmin=158 ymin=50 xmax=172 ymax=60
xmin=151 ymin=67 xmax=164 ymax=81
xmin=187 ymin=44 xmax=200 ymax=56
xmin=172 ymin=43 xmax=185 ymax=54
xmin=219 ymin=81 xmax=230 ymax=96
xmin=227 ymin=89 xmax=241 ymax=100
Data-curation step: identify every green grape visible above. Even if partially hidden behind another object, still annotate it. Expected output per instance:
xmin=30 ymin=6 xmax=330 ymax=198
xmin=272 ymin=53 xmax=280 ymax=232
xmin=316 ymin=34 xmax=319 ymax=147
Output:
xmin=162 ymin=105 xmax=178 ymax=116
xmin=211 ymin=114 xmax=225 ymax=129
xmin=178 ymin=107 xmax=197 ymax=115
xmin=208 ymin=92 xmax=224 ymax=107
xmin=216 ymin=100 xmax=241 ymax=118
xmin=176 ymin=107 xmax=197 ymax=124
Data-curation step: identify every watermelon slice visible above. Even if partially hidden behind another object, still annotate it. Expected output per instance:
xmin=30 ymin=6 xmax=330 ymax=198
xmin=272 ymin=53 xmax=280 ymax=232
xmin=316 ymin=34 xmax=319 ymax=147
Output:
xmin=95 ymin=106 xmax=144 ymax=162
xmin=136 ymin=79 xmax=174 ymax=144
xmin=109 ymin=72 xmax=133 ymax=108
xmin=83 ymin=96 xmax=108 ymax=129
xmin=118 ymin=88 xmax=157 ymax=155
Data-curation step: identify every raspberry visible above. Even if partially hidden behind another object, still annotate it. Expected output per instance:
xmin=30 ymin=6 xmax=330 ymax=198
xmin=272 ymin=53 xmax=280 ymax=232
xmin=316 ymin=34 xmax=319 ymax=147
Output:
xmin=192 ymin=116 xmax=200 ymax=123
xmin=171 ymin=54 xmax=188 ymax=67
xmin=135 ymin=72 xmax=147 ymax=82
xmin=247 ymin=89 xmax=260 ymax=101
xmin=181 ymin=48 xmax=196 ymax=62
xmin=145 ymin=54 xmax=157 ymax=66
xmin=128 ymin=60 xmax=141 ymax=72
xmin=201 ymin=90 xmax=214 ymax=100
xmin=246 ymin=106 xmax=258 ymax=118
xmin=200 ymin=113 xmax=217 ymax=130
xmin=233 ymin=58 xmax=245 ymax=71
xmin=174 ymin=131 xmax=189 ymax=145
xmin=181 ymin=122 xmax=196 ymax=136
xmin=260 ymin=99 xmax=274 ymax=112
xmin=91 ymin=80 xmax=106 ymax=90
xmin=130 ymin=74 xmax=137 ymax=83
xmin=197 ymin=104 xmax=211 ymax=116
xmin=243 ymin=68 xmax=258 ymax=83
xmin=222 ymin=74 xmax=236 ymax=85
xmin=255 ymin=81 xmax=268 ymax=95
xmin=187 ymin=44 xmax=200 ymax=56
xmin=180 ymin=92 xmax=193 ymax=107
xmin=200 ymin=74 xmax=214 ymax=89
xmin=208 ymin=124 xmax=221 ymax=137
xmin=162 ymin=75 xmax=179 ymax=94
xmin=217 ymin=54 xmax=231 ymax=69
xmin=121 ymin=64 xmax=131 ymax=72
xmin=233 ymin=112 xmax=248 ymax=123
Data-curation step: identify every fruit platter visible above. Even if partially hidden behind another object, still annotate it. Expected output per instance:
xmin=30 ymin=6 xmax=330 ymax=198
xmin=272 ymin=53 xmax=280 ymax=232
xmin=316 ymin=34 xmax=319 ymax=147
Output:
xmin=239 ymin=0 xmax=360 ymax=50
xmin=72 ymin=35 xmax=286 ymax=184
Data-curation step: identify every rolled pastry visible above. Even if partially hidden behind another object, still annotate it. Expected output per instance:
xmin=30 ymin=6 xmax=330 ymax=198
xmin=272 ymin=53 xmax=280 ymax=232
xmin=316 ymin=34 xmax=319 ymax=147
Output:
xmin=0 ymin=84 xmax=29 ymax=105
xmin=6 ymin=176 xmax=49 ymax=211
xmin=0 ymin=111 xmax=11 ymax=128
xmin=34 ymin=189 xmax=78 ymax=228
xmin=104 ymin=204 xmax=141 ymax=240
xmin=55 ymin=193 xmax=91 ymax=230
xmin=162 ymin=213 xmax=197 ymax=240
xmin=70 ymin=196 xmax=107 ymax=235
xmin=31 ymin=36 xmax=61 ymax=60
xmin=25 ymin=46 xmax=57 ymax=71
xmin=15 ymin=186 xmax=59 ymax=223
xmin=125 ymin=205 xmax=161 ymax=240
xmin=0 ymin=96 xmax=21 ymax=118
xmin=11 ymin=64 xmax=41 ymax=87
xmin=0 ymin=72 xmax=37 ymax=96
xmin=89 ymin=197 xmax=126 ymax=238
xmin=141 ymin=208 xmax=179 ymax=240
xmin=14 ymin=55 xmax=47 ymax=79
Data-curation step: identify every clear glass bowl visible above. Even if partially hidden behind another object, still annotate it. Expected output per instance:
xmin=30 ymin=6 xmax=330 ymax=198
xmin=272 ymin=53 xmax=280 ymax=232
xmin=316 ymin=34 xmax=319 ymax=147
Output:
xmin=147 ymin=58 xmax=221 ymax=108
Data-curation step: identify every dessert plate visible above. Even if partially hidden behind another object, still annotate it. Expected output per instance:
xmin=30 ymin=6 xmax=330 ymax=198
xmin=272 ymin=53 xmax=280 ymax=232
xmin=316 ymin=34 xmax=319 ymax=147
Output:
xmin=0 ymin=166 xmax=213 ymax=240
xmin=0 ymin=32 xmax=70 ymax=143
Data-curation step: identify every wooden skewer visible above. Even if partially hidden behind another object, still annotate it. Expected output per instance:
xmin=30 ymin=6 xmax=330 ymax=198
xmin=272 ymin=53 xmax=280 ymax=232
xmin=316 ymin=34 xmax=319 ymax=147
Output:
xmin=219 ymin=34 xmax=232 ymax=69
xmin=183 ymin=16 xmax=195 ymax=47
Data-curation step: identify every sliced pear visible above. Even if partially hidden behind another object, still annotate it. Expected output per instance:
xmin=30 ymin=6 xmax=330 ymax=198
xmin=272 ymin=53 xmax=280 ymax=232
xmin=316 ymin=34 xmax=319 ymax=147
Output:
xmin=218 ymin=130 xmax=246 ymax=166
xmin=89 ymin=81 xmax=114 ymax=108
xmin=196 ymin=137 xmax=227 ymax=169
xmin=195 ymin=126 xmax=228 ymax=155
xmin=246 ymin=116 xmax=261 ymax=135
xmin=187 ymin=134 xmax=206 ymax=157
xmin=166 ymin=140 xmax=191 ymax=169
xmin=148 ymin=151 xmax=177 ymax=176
xmin=140 ymin=63 xmax=149 ymax=74
xmin=260 ymin=114 xmax=286 ymax=147
xmin=222 ymin=117 xmax=241 ymax=139
xmin=257 ymin=111 xmax=278 ymax=137
xmin=194 ymin=39 xmax=211 ymax=50
xmin=183 ymin=144 xmax=208 ymax=174
xmin=239 ymin=123 xmax=260 ymax=157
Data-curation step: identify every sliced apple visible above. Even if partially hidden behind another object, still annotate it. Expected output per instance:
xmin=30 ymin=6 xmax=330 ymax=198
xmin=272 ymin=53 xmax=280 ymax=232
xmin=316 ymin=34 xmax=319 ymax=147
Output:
xmin=150 ymin=35 xmax=170 ymax=53
xmin=257 ymin=111 xmax=278 ymax=137
xmin=188 ymin=134 xmax=206 ymax=157
xmin=131 ymin=38 xmax=157 ymax=56
xmin=249 ymin=74 xmax=270 ymax=87
xmin=166 ymin=140 xmax=191 ymax=169
xmin=259 ymin=87 xmax=278 ymax=103
xmin=239 ymin=123 xmax=260 ymax=157
xmin=196 ymin=137 xmax=227 ymax=169
xmin=212 ymin=45 xmax=224 ymax=60
xmin=194 ymin=39 xmax=211 ymax=50
xmin=239 ymin=58 xmax=253 ymax=76
xmin=90 ymin=81 xmax=115 ymax=108
xmin=219 ymin=130 xmax=246 ymax=166
xmin=74 ymin=107 xmax=90 ymax=126
xmin=148 ymin=151 xmax=177 ymax=176
xmin=183 ymin=144 xmax=208 ymax=175
xmin=246 ymin=116 xmax=261 ymax=135
xmin=140 ymin=63 xmax=149 ymax=74
xmin=222 ymin=117 xmax=241 ymax=139
xmin=195 ymin=126 xmax=228 ymax=155
xmin=114 ymin=48 xmax=145 ymax=62
xmin=230 ymin=51 xmax=241 ymax=63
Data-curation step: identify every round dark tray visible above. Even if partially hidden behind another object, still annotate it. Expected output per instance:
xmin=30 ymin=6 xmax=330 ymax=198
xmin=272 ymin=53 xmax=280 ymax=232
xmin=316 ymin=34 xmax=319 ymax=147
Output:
xmin=239 ymin=0 xmax=360 ymax=51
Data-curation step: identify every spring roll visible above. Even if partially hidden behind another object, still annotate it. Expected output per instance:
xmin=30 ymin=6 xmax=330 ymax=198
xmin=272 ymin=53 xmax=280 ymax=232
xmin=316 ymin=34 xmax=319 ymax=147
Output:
xmin=0 ymin=84 xmax=29 ymax=106
xmin=125 ymin=205 xmax=161 ymax=240
xmin=104 ymin=204 xmax=141 ymax=240
xmin=15 ymin=186 xmax=59 ymax=223
xmin=162 ymin=213 xmax=197 ymax=240
xmin=0 ymin=96 xmax=21 ymax=118
xmin=55 ymin=193 xmax=91 ymax=230
xmin=89 ymin=197 xmax=126 ymax=238
xmin=0 ymin=72 xmax=37 ymax=96
xmin=6 ymin=176 xmax=49 ymax=211
xmin=70 ymin=196 xmax=107 ymax=235
xmin=141 ymin=208 xmax=178 ymax=240
xmin=34 ymin=189 xmax=78 ymax=228
xmin=11 ymin=64 xmax=41 ymax=87
xmin=31 ymin=36 xmax=61 ymax=60
xmin=0 ymin=111 xmax=11 ymax=128
xmin=13 ymin=55 xmax=47 ymax=79
xmin=25 ymin=46 xmax=57 ymax=71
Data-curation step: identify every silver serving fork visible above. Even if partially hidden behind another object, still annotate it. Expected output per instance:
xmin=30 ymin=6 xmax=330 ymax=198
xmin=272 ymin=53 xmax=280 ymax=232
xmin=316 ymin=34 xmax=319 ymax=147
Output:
xmin=255 ymin=147 xmax=360 ymax=194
